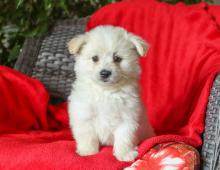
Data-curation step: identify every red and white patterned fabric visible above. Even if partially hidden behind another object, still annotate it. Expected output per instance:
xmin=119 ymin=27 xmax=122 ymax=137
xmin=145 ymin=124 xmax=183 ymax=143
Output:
xmin=125 ymin=143 xmax=200 ymax=170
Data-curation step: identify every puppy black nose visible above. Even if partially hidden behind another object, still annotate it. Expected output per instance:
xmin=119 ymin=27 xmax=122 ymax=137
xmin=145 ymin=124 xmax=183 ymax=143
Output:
xmin=100 ymin=69 xmax=112 ymax=79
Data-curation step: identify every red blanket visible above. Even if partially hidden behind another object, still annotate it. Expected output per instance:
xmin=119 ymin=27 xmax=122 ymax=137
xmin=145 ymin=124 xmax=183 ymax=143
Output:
xmin=1 ymin=0 xmax=220 ymax=169
xmin=87 ymin=0 xmax=220 ymax=146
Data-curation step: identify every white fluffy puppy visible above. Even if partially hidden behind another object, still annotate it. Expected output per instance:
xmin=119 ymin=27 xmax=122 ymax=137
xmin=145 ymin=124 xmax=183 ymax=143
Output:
xmin=67 ymin=26 xmax=155 ymax=162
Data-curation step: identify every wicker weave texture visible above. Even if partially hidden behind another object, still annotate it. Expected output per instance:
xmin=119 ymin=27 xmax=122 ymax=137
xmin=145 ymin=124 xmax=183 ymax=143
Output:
xmin=15 ymin=38 xmax=43 ymax=76
xmin=31 ymin=17 xmax=89 ymax=98
xmin=202 ymin=73 xmax=220 ymax=170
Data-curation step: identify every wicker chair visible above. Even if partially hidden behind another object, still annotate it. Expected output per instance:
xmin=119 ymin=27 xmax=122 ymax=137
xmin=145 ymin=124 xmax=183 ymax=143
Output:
xmin=14 ymin=17 xmax=220 ymax=170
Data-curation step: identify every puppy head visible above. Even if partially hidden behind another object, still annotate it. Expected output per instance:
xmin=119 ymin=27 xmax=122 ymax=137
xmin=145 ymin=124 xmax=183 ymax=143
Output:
xmin=68 ymin=26 xmax=149 ymax=86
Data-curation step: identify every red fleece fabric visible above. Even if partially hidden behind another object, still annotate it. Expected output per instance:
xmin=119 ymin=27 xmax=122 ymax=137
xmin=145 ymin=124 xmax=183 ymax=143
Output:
xmin=0 ymin=66 xmax=130 ymax=169
xmin=87 ymin=0 xmax=220 ymax=146
xmin=1 ymin=1 xmax=220 ymax=169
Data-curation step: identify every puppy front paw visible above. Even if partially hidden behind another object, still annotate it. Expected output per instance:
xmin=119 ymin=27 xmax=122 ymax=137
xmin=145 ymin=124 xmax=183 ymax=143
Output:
xmin=76 ymin=145 xmax=99 ymax=156
xmin=114 ymin=148 xmax=138 ymax=162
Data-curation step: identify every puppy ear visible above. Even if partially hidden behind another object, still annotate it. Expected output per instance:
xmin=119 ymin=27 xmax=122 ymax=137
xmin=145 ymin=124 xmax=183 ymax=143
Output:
xmin=128 ymin=33 xmax=149 ymax=57
xmin=67 ymin=34 xmax=87 ymax=55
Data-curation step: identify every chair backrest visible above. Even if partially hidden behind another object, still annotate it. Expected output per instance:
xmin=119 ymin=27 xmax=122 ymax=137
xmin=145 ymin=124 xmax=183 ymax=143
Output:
xmin=15 ymin=17 xmax=89 ymax=99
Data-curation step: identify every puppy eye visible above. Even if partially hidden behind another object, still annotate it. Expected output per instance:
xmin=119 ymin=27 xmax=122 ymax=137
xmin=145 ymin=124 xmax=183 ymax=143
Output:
xmin=113 ymin=53 xmax=122 ymax=63
xmin=92 ymin=55 xmax=99 ymax=62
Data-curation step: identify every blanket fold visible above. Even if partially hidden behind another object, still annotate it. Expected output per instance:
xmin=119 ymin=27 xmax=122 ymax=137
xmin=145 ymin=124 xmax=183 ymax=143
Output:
xmin=1 ymin=0 xmax=220 ymax=169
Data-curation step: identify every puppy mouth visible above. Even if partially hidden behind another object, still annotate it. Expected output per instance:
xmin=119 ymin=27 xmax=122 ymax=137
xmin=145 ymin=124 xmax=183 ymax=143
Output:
xmin=101 ymin=78 xmax=110 ymax=83
xmin=97 ymin=75 xmax=120 ymax=85
xmin=99 ymin=77 xmax=120 ymax=85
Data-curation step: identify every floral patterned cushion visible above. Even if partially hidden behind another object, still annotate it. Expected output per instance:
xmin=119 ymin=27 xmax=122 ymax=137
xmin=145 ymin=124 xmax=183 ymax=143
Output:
xmin=125 ymin=142 xmax=200 ymax=170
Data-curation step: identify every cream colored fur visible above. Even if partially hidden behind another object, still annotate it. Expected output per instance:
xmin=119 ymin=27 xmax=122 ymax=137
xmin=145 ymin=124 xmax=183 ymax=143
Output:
xmin=67 ymin=26 xmax=155 ymax=162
